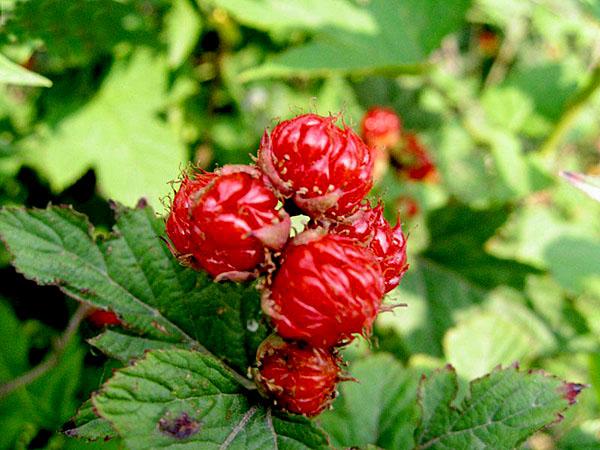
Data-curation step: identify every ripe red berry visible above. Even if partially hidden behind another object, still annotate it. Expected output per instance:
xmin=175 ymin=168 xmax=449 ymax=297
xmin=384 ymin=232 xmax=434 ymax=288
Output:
xmin=262 ymin=230 xmax=384 ymax=348
xmin=166 ymin=165 xmax=291 ymax=281
xmin=322 ymin=203 xmax=408 ymax=293
xmin=254 ymin=335 xmax=340 ymax=417
xmin=166 ymin=172 xmax=216 ymax=256
xmin=258 ymin=113 xmax=374 ymax=218
xmin=361 ymin=107 xmax=402 ymax=149
xmin=395 ymin=133 xmax=437 ymax=181
xmin=87 ymin=309 xmax=121 ymax=327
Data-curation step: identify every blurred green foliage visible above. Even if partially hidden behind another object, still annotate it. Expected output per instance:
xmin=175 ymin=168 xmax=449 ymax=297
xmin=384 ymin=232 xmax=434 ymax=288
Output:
xmin=0 ymin=0 xmax=600 ymax=448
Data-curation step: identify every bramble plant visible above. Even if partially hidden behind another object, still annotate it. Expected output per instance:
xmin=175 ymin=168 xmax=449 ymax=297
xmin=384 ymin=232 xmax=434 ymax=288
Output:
xmin=1 ymin=0 xmax=600 ymax=449
xmin=0 ymin=112 xmax=587 ymax=449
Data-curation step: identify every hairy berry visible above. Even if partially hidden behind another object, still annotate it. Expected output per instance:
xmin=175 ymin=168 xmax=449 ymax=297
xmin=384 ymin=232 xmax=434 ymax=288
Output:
xmin=361 ymin=107 xmax=402 ymax=149
xmin=167 ymin=165 xmax=291 ymax=281
xmin=322 ymin=203 xmax=408 ymax=293
xmin=258 ymin=113 xmax=374 ymax=218
xmin=262 ymin=230 xmax=384 ymax=348
xmin=254 ymin=335 xmax=340 ymax=416
xmin=166 ymin=172 xmax=216 ymax=256
xmin=87 ymin=309 xmax=121 ymax=327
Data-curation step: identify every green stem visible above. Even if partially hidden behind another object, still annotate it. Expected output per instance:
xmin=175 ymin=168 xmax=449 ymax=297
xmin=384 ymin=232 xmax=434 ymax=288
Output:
xmin=538 ymin=65 xmax=600 ymax=157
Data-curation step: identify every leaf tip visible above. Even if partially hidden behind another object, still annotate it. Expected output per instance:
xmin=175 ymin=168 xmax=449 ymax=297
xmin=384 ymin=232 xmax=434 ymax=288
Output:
xmin=558 ymin=382 xmax=587 ymax=405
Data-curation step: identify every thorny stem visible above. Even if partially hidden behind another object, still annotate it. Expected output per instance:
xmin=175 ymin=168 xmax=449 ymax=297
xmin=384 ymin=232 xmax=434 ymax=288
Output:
xmin=538 ymin=65 xmax=600 ymax=157
xmin=0 ymin=303 xmax=92 ymax=399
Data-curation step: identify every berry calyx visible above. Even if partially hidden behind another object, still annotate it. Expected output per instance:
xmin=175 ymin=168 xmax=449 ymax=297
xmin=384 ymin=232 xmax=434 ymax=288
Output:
xmin=321 ymin=202 xmax=408 ymax=293
xmin=87 ymin=309 xmax=121 ymax=327
xmin=254 ymin=335 xmax=340 ymax=417
xmin=258 ymin=113 xmax=374 ymax=218
xmin=167 ymin=165 xmax=291 ymax=281
xmin=262 ymin=230 xmax=384 ymax=348
xmin=361 ymin=107 xmax=402 ymax=149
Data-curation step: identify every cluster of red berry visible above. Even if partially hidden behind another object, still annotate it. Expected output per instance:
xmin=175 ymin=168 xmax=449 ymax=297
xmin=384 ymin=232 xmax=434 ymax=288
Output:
xmin=165 ymin=113 xmax=408 ymax=416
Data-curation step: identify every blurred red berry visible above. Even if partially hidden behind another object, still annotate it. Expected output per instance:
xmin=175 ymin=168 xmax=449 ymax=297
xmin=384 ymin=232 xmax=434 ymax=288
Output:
xmin=258 ymin=113 xmax=374 ymax=218
xmin=395 ymin=133 xmax=438 ymax=181
xmin=361 ymin=107 xmax=402 ymax=149
xmin=396 ymin=195 xmax=420 ymax=219
xmin=87 ymin=309 xmax=121 ymax=327
xmin=322 ymin=203 xmax=408 ymax=293
xmin=262 ymin=230 xmax=384 ymax=348
xmin=254 ymin=335 xmax=340 ymax=416
xmin=167 ymin=165 xmax=291 ymax=281
xmin=478 ymin=29 xmax=499 ymax=56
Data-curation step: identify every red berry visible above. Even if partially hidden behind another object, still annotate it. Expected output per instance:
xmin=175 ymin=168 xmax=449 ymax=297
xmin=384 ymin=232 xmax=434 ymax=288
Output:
xmin=254 ymin=335 xmax=340 ymax=417
xmin=258 ymin=113 xmax=374 ymax=218
xmin=361 ymin=107 xmax=402 ymax=149
xmin=166 ymin=172 xmax=216 ymax=256
xmin=262 ymin=230 xmax=384 ymax=348
xmin=87 ymin=309 xmax=121 ymax=327
xmin=322 ymin=203 xmax=408 ymax=293
xmin=167 ymin=165 xmax=291 ymax=281
xmin=396 ymin=133 xmax=437 ymax=181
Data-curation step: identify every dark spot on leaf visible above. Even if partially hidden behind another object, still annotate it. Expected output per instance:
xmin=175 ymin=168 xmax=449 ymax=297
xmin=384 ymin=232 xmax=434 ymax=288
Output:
xmin=158 ymin=411 xmax=201 ymax=439
xmin=559 ymin=382 xmax=587 ymax=405
xmin=136 ymin=198 xmax=148 ymax=209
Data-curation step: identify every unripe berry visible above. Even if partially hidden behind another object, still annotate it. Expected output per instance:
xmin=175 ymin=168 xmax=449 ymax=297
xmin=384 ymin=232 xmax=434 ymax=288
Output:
xmin=87 ymin=309 xmax=121 ymax=327
xmin=262 ymin=230 xmax=384 ymax=348
xmin=166 ymin=165 xmax=291 ymax=281
xmin=322 ymin=203 xmax=408 ymax=293
xmin=258 ymin=113 xmax=374 ymax=218
xmin=361 ymin=107 xmax=402 ymax=149
xmin=254 ymin=335 xmax=340 ymax=417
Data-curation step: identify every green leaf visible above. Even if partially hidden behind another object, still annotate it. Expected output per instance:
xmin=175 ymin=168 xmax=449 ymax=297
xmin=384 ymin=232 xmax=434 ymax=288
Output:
xmin=319 ymin=353 xmax=418 ymax=449
xmin=415 ymin=365 xmax=582 ymax=449
xmin=165 ymin=0 xmax=202 ymax=68
xmin=88 ymin=330 xmax=187 ymax=363
xmin=377 ymin=257 xmax=484 ymax=357
xmin=0 ymin=53 xmax=52 ymax=87
xmin=239 ymin=0 xmax=470 ymax=80
xmin=205 ymin=0 xmax=375 ymax=34
xmin=93 ymin=349 xmax=328 ymax=450
xmin=64 ymin=399 xmax=117 ymax=442
xmin=0 ymin=204 xmax=269 ymax=370
xmin=424 ymin=204 xmax=541 ymax=290
xmin=21 ymin=50 xmax=186 ymax=209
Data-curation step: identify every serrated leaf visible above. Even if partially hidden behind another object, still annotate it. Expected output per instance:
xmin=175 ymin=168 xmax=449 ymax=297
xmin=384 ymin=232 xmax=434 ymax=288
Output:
xmin=415 ymin=366 xmax=582 ymax=449
xmin=93 ymin=349 xmax=328 ymax=450
xmin=64 ymin=399 xmax=117 ymax=442
xmin=319 ymin=353 xmax=418 ymax=449
xmin=0 ymin=53 xmax=52 ymax=87
xmin=239 ymin=0 xmax=470 ymax=80
xmin=89 ymin=330 xmax=187 ymax=363
xmin=21 ymin=50 xmax=186 ymax=208
xmin=0 ymin=204 xmax=269 ymax=370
